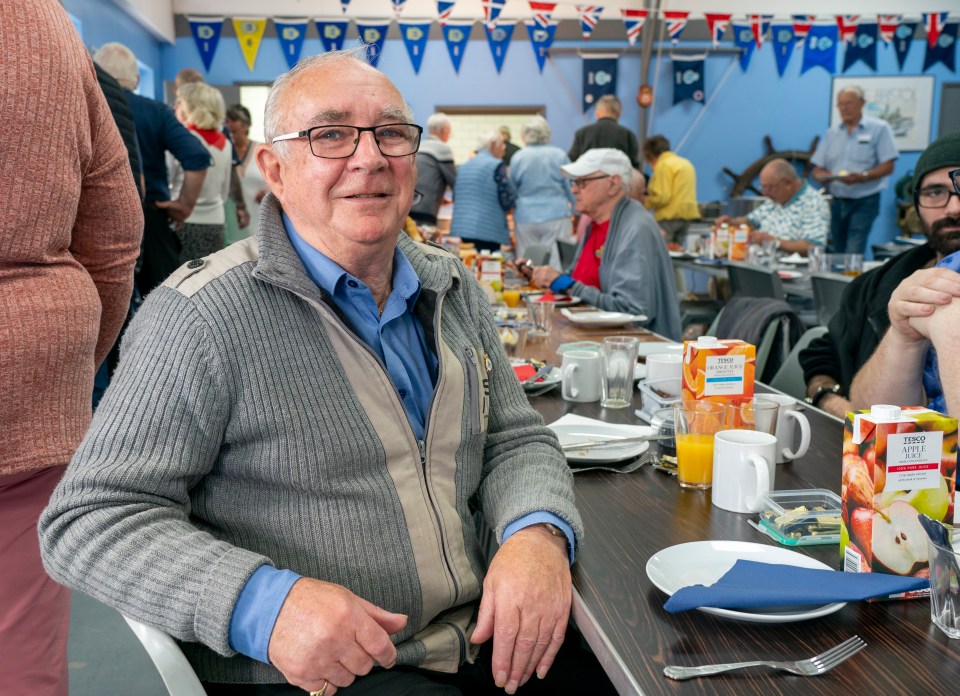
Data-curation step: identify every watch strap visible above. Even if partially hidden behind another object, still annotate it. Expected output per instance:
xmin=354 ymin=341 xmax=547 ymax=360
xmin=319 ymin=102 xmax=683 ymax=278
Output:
xmin=806 ymin=384 xmax=841 ymax=407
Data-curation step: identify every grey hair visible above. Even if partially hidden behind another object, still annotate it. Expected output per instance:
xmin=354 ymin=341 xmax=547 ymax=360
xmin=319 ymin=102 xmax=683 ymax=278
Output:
xmin=521 ymin=116 xmax=551 ymax=145
xmin=838 ymin=85 xmax=865 ymax=100
xmin=476 ymin=130 xmax=502 ymax=152
xmin=627 ymin=168 xmax=645 ymax=200
xmin=763 ymin=158 xmax=800 ymax=183
xmin=178 ymin=83 xmax=225 ymax=130
xmin=427 ymin=112 xmax=451 ymax=135
xmin=596 ymin=94 xmax=622 ymax=118
xmin=93 ymin=42 xmax=139 ymax=90
xmin=264 ymin=47 xmax=414 ymax=158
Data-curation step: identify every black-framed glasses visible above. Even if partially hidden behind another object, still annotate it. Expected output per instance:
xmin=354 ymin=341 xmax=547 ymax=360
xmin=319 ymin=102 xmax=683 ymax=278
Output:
xmin=271 ymin=123 xmax=423 ymax=159
xmin=916 ymin=183 xmax=960 ymax=209
xmin=951 ymin=168 xmax=960 ymax=195
xmin=570 ymin=174 xmax=610 ymax=189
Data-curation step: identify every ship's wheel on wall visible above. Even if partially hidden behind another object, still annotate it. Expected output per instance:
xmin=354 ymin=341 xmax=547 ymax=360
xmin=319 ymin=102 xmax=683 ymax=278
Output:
xmin=722 ymin=135 xmax=821 ymax=197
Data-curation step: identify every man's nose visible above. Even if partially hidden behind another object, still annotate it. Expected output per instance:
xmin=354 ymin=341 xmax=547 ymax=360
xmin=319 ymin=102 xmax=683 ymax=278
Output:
xmin=351 ymin=130 xmax=387 ymax=167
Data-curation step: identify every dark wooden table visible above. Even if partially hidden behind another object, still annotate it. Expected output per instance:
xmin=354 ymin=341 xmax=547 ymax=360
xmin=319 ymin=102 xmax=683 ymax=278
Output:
xmin=518 ymin=312 xmax=960 ymax=695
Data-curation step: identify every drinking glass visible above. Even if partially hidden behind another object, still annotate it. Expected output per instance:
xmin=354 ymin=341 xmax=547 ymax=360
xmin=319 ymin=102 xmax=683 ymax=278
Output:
xmin=807 ymin=245 xmax=823 ymax=273
xmin=927 ymin=526 xmax=960 ymax=639
xmin=496 ymin=322 xmax=529 ymax=359
xmin=843 ymin=253 xmax=864 ymax=277
xmin=673 ymin=401 xmax=726 ymax=489
xmin=600 ymin=336 xmax=639 ymax=409
xmin=723 ymin=396 xmax=780 ymax=436
xmin=525 ymin=298 xmax=555 ymax=337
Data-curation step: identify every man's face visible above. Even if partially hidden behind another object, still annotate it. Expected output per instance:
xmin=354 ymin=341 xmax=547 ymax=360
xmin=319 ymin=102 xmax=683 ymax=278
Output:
xmin=759 ymin=172 xmax=795 ymax=206
xmin=918 ymin=166 xmax=960 ymax=257
xmin=837 ymin=92 xmax=864 ymax=126
xmin=571 ymin=171 xmax=619 ymax=218
xmin=490 ymin=137 xmax=506 ymax=159
xmin=259 ymin=60 xmax=415 ymax=259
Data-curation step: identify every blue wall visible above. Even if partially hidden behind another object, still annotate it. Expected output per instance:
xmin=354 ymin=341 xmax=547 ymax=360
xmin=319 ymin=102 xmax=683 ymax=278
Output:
xmin=61 ymin=0 xmax=164 ymax=99
xmin=162 ymin=29 xmax=955 ymax=253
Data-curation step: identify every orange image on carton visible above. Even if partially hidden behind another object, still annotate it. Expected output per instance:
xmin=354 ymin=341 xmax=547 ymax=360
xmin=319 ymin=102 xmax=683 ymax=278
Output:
xmin=681 ymin=336 xmax=755 ymax=403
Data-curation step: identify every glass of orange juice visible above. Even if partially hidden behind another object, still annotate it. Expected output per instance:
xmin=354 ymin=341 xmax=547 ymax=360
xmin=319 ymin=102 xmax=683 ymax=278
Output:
xmin=674 ymin=401 xmax=725 ymax=489
xmin=503 ymin=288 xmax=522 ymax=308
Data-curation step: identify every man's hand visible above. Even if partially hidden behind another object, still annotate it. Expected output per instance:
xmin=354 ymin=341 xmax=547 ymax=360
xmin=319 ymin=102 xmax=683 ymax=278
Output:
xmin=888 ymin=267 xmax=960 ymax=343
xmin=470 ymin=525 xmax=571 ymax=695
xmin=531 ymin=265 xmax=562 ymax=290
xmin=155 ymin=198 xmax=193 ymax=228
xmin=267 ymin=578 xmax=407 ymax=694
xmin=237 ymin=207 xmax=250 ymax=229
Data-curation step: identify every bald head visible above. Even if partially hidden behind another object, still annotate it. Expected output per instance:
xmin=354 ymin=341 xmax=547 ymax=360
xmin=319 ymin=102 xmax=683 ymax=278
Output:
xmin=759 ymin=159 xmax=802 ymax=205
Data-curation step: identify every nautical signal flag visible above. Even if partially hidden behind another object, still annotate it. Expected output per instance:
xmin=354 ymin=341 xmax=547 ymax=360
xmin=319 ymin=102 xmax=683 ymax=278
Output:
xmin=842 ymin=22 xmax=878 ymax=72
xmin=672 ymin=55 xmax=704 ymax=105
xmin=316 ymin=19 xmax=349 ymax=53
xmin=792 ymin=15 xmax=816 ymax=44
xmin=442 ymin=20 xmax=473 ymax=72
xmin=187 ymin=16 xmax=223 ymax=71
xmin=748 ymin=14 xmax=773 ymax=48
xmin=437 ymin=1 xmax=456 ymax=26
xmin=923 ymin=12 xmax=950 ymax=48
xmin=482 ymin=0 xmax=506 ymax=29
xmin=485 ymin=22 xmax=515 ymax=73
xmin=663 ymin=11 xmax=689 ymax=44
xmin=274 ymin=18 xmax=308 ymax=69
xmin=528 ymin=2 xmax=556 ymax=30
xmin=233 ymin=17 xmax=266 ymax=72
xmin=731 ymin=22 xmax=756 ymax=71
xmin=355 ymin=21 xmax=389 ymax=67
xmin=893 ymin=22 xmax=919 ymax=70
xmin=770 ymin=23 xmax=797 ymax=77
xmin=878 ymin=15 xmax=902 ymax=44
xmin=399 ymin=21 xmax=430 ymax=73
xmin=835 ymin=15 xmax=860 ymax=44
xmin=801 ymin=23 xmax=838 ymax=74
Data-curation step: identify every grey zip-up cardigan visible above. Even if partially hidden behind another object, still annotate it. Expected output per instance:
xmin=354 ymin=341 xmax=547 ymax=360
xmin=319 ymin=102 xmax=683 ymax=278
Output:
xmin=39 ymin=194 xmax=581 ymax=684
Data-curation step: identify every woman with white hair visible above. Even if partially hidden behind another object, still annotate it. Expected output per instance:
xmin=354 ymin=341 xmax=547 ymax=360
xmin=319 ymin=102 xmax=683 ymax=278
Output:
xmin=449 ymin=130 xmax=516 ymax=252
xmin=169 ymin=82 xmax=232 ymax=261
xmin=509 ymin=116 xmax=575 ymax=267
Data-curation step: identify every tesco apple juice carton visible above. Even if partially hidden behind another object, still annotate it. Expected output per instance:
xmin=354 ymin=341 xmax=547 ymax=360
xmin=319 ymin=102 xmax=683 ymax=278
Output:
xmin=681 ymin=336 xmax=756 ymax=404
xmin=711 ymin=224 xmax=730 ymax=259
xmin=841 ymin=405 xmax=958 ymax=595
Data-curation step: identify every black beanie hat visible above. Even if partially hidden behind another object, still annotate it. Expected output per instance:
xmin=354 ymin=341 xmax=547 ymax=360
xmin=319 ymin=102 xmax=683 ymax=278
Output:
xmin=913 ymin=130 xmax=960 ymax=194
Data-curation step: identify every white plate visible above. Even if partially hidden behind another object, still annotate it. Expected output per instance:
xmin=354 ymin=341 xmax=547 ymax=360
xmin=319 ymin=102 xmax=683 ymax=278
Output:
xmin=668 ymin=250 xmax=693 ymax=259
xmin=645 ymin=541 xmax=846 ymax=623
xmin=777 ymin=270 xmax=803 ymax=280
xmin=549 ymin=423 xmax=651 ymax=463
xmin=526 ymin=293 xmax=582 ymax=306
xmin=560 ymin=309 xmax=647 ymax=327
xmin=780 ymin=253 xmax=809 ymax=265
xmin=636 ymin=342 xmax=684 ymax=359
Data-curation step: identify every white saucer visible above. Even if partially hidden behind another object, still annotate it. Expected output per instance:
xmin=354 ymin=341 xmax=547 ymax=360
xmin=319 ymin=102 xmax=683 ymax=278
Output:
xmin=549 ymin=423 xmax=652 ymax=463
xmin=560 ymin=309 xmax=647 ymax=328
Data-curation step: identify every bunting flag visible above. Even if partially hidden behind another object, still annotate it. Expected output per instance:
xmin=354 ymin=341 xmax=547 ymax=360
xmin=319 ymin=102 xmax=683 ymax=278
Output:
xmin=526 ymin=20 xmax=557 ymax=73
xmin=843 ymin=22 xmax=878 ymax=72
xmin=748 ymin=14 xmax=773 ymax=48
xmin=801 ymin=23 xmax=838 ymax=74
xmin=663 ymin=11 xmax=689 ymax=44
xmin=576 ymin=6 xmax=603 ymax=40
xmin=529 ymin=2 xmax=556 ymax=29
xmin=878 ymin=14 xmax=902 ymax=43
xmin=399 ymin=21 xmax=430 ymax=73
xmin=770 ymin=23 xmax=796 ymax=77
xmin=232 ymin=18 xmax=266 ymax=72
xmin=836 ymin=15 xmax=860 ymax=43
xmin=187 ymin=16 xmax=223 ymax=72
xmin=485 ymin=22 xmax=515 ymax=73
xmin=582 ymin=55 xmax=617 ymax=111
xmin=893 ymin=22 xmax=919 ymax=70
xmin=792 ymin=15 xmax=816 ymax=44
xmin=482 ymin=0 xmax=506 ymax=29
xmin=442 ymin=20 xmax=473 ymax=72
xmin=924 ymin=12 xmax=950 ymax=48
xmin=340 ymin=0 xmax=351 ymax=13
xmin=391 ymin=0 xmax=407 ymax=17
xmin=731 ymin=22 xmax=756 ymax=71
xmin=704 ymin=13 xmax=732 ymax=47
xmin=923 ymin=21 xmax=957 ymax=71
xmin=315 ymin=19 xmax=350 ymax=53
xmin=672 ymin=55 xmax=704 ymax=105
xmin=274 ymin=18 xmax=308 ymax=69
xmin=437 ymin=1 xmax=456 ymax=26
xmin=355 ymin=21 xmax=389 ymax=67
xmin=621 ymin=9 xmax=648 ymax=46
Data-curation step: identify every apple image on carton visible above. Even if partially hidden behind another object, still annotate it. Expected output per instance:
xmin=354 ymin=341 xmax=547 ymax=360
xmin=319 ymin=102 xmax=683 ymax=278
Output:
xmin=877 ymin=476 xmax=950 ymax=522
xmin=871 ymin=500 xmax=928 ymax=576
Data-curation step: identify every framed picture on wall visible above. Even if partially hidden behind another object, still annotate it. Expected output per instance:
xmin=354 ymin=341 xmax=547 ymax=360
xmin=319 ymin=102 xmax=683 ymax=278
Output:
xmin=830 ymin=76 xmax=934 ymax=152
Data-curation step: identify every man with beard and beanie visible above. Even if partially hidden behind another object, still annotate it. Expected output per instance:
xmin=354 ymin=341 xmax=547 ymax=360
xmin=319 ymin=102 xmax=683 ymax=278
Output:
xmin=799 ymin=131 xmax=960 ymax=418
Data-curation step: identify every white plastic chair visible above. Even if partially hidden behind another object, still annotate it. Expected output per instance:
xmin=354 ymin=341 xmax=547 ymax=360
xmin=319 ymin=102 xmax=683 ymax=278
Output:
xmin=122 ymin=615 xmax=207 ymax=696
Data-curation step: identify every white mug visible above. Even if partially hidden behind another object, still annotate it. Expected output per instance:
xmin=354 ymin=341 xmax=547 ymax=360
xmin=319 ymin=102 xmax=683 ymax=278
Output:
xmin=760 ymin=394 xmax=811 ymax=463
xmin=561 ymin=350 xmax=601 ymax=403
xmin=712 ymin=430 xmax=777 ymax=513
xmin=645 ymin=353 xmax=682 ymax=383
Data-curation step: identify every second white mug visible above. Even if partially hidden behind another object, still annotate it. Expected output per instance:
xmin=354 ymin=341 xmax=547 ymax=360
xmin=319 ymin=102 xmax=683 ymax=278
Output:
xmin=645 ymin=353 xmax=682 ymax=383
xmin=712 ymin=429 xmax=777 ymax=513
xmin=759 ymin=394 xmax=811 ymax=463
xmin=561 ymin=350 xmax=601 ymax=403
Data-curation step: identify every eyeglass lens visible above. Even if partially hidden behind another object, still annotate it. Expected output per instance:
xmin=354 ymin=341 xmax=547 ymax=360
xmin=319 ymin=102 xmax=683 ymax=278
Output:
xmin=572 ymin=175 xmax=608 ymax=189
xmin=918 ymin=187 xmax=960 ymax=209
xmin=308 ymin=124 xmax=421 ymax=158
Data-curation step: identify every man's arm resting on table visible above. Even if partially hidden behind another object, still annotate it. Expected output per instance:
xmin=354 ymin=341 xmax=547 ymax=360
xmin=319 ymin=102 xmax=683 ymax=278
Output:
xmin=805 ymin=374 xmax=852 ymax=418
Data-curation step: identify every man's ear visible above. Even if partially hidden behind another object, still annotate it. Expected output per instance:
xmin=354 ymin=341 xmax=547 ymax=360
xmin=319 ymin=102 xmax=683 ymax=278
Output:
xmin=256 ymin=144 xmax=283 ymax=200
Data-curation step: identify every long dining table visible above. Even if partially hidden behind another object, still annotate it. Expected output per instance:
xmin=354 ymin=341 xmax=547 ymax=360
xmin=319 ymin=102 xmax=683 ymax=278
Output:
xmin=514 ymin=307 xmax=960 ymax=695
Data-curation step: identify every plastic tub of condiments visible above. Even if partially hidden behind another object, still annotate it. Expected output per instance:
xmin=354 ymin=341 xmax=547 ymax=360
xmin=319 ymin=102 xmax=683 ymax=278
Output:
xmin=751 ymin=489 xmax=842 ymax=546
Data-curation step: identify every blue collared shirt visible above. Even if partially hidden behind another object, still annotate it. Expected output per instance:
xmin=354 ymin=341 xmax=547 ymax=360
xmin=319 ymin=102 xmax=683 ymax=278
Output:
xmin=227 ymin=217 xmax=573 ymax=663
xmin=811 ymin=116 xmax=898 ymax=200
xmin=923 ymin=251 xmax=960 ymax=413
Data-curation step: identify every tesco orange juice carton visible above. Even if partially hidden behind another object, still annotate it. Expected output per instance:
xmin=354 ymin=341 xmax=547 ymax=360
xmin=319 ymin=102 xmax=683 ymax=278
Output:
xmin=681 ymin=336 xmax=756 ymax=403
xmin=729 ymin=224 xmax=749 ymax=261
xmin=711 ymin=224 xmax=730 ymax=259
xmin=841 ymin=405 xmax=958 ymax=595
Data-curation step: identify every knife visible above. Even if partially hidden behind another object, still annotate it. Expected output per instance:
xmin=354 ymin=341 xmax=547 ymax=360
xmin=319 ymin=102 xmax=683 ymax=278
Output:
xmin=561 ymin=434 xmax=674 ymax=451
xmin=521 ymin=364 xmax=554 ymax=385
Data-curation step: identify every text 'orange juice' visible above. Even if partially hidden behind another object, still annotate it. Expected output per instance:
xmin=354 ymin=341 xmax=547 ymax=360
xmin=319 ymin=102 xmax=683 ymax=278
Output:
xmin=682 ymin=336 xmax=755 ymax=404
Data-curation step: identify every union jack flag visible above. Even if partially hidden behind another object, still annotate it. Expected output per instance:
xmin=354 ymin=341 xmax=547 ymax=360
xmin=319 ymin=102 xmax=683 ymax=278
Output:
xmin=437 ymin=1 xmax=456 ymax=26
xmin=576 ymin=5 xmax=603 ymax=40
xmin=529 ymin=2 xmax=556 ymax=30
xmin=878 ymin=14 xmax=902 ymax=44
xmin=835 ymin=15 xmax=860 ymax=43
xmin=482 ymin=0 xmax=506 ymax=29
xmin=704 ymin=13 xmax=732 ymax=47
xmin=923 ymin=12 xmax=950 ymax=48
xmin=747 ymin=14 xmax=773 ymax=48
xmin=663 ymin=11 xmax=689 ymax=44
xmin=792 ymin=15 xmax=816 ymax=42
xmin=621 ymin=8 xmax=648 ymax=46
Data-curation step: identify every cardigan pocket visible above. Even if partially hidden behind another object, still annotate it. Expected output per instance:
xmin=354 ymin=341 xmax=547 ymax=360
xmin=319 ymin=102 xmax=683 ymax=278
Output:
xmin=464 ymin=347 xmax=490 ymax=435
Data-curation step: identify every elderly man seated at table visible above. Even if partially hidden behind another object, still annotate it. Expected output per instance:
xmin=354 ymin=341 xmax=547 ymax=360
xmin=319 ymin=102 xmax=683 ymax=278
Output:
xmin=39 ymin=50 xmax=617 ymax=696
xmin=800 ymin=131 xmax=960 ymax=418
xmin=523 ymin=148 xmax=682 ymax=341
xmin=717 ymin=158 xmax=829 ymax=256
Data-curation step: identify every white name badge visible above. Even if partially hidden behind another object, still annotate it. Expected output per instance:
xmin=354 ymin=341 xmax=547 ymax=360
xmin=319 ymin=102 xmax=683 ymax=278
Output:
xmin=857 ymin=134 xmax=871 ymax=143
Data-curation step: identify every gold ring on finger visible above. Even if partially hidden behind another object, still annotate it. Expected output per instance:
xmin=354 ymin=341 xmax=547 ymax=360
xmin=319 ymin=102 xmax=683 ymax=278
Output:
xmin=309 ymin=681 xmax=329 ymax=696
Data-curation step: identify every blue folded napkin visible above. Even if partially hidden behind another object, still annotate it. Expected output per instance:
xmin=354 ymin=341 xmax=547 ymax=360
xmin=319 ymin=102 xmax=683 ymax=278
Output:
xmin=664 ymin=560 xmax=930 ymax=613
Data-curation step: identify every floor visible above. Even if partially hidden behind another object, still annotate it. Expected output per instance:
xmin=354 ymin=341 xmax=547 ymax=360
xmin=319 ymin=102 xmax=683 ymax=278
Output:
xmin=68 ymin=591 xmax=169 ymax=695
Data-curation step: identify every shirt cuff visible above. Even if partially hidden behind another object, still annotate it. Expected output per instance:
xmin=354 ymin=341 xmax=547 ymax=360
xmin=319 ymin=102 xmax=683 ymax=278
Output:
xmin=228 ymin=565 xmax=302 ymax=663
xmin=503 ymin=512 xmax=576 ymax=564
xmin=550 ymin=274 xmax=575 ymax=293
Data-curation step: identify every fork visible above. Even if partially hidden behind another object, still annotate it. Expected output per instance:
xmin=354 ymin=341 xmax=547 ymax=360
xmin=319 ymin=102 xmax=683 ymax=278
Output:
xmin=663 ymin=635 xmax=866 ymax=680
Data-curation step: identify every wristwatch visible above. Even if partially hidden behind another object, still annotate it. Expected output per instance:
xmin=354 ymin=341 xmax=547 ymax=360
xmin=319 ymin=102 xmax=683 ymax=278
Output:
xmin=860 ymin=170 xmax=870 ymax=182
xmin=806 ymin=384 xmax=842 ymax=407
xmin=538 ymin=523 xmax=566 ymax=539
